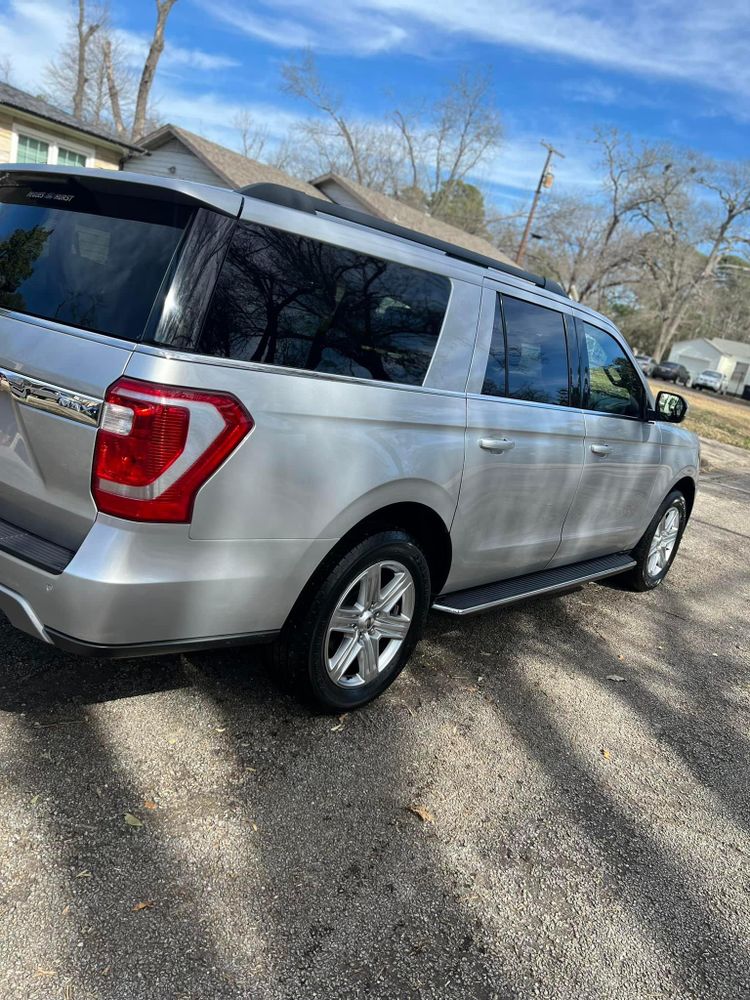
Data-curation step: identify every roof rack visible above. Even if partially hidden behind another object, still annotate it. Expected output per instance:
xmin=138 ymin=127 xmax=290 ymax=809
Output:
xmin=239 ymin=183 xmax=568 ymax=299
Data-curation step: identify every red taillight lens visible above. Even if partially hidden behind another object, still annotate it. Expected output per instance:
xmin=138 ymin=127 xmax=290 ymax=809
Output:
xmin=92 ymin=377 xmax=253 ymax=523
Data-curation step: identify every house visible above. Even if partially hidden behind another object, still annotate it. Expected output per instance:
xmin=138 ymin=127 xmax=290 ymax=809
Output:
xmin=0 ymin=81 xmax=141 ymax=169
xmin=123 ymin=123 xmax=325 ymax=197
xmin=312 ymin=172 xmax=515 ymax=267
xmin=125 ymin=123 xmax=515 ymax=267
xmin=668 ymin=336 xmax=750 ymax=395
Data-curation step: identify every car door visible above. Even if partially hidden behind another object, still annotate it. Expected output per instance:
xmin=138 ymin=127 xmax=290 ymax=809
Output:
xmin=444 ymin=283 xmax=586 ymax=592
xmin=549 ymin=317 xmax=662 ymax=567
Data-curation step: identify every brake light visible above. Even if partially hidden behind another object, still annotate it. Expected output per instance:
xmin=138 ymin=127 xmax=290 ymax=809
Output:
xmin=92 ymin=377 xmax=253 ymax=522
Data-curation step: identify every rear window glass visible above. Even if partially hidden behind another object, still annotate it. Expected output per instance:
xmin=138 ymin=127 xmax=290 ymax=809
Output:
xmin=198 ymin=221 xmax=451 ymax=386
xmin=0 ymin=181 xmax=192 ymax=340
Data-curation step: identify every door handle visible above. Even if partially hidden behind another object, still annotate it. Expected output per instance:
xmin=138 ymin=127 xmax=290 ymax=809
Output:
xmin=480 ymin=437 xmax=515 ymax=453
xmin=590 ymin=443 xmax=612 ymax=456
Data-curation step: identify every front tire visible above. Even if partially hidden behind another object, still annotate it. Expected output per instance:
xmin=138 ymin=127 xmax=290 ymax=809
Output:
xmin=273 ymin=530 xmax=431 ymax=711
xmin=626 ymin=490 xmax=687 ymax=592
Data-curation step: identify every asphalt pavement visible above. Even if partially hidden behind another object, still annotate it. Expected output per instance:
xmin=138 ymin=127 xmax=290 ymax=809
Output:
xmin=1 ymin=441 xmax=748 ymax=1000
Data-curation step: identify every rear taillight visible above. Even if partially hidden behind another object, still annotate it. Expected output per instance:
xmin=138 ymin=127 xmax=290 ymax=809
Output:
xmin=92 ymin=377 xmax=253 ymax=522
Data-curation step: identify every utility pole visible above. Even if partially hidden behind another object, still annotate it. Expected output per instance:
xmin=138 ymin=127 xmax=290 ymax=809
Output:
xmin=516 ymin=141 xmax=565 ymax=267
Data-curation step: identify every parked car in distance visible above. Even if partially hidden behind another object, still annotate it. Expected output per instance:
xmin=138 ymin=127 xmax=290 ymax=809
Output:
xmin=635 ymin=354 xmax=654 ymax=375
xmin=693 ymin=369 xmax=728 ymax=394
xmin=0 ymin=165 xmax=700 ymax=710
xmin=652 ymin=360 xmax=692 ymax=386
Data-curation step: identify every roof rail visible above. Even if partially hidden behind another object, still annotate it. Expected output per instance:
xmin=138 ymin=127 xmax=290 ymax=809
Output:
xmin=239 ymin=182 xmax=568 ymax=299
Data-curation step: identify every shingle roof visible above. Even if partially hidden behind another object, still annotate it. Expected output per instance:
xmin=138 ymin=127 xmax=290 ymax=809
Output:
xmin=707 ymin=337 xmax=750 ymax=360
xmin=311 ymin=172 xmax=515 ymax=267
xmin=0 ymin=81 xmax=142 ymax=152
xmin=138 ymin=124 xmax=327 ymax=199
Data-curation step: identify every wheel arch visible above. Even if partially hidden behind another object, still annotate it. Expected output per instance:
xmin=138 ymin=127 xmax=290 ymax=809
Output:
xmin=672 ymin=475 xmax=696 ymax=519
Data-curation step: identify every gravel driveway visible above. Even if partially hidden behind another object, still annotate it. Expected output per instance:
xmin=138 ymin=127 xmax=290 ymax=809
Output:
xmin=1 ymin=442 xmax=749 ymax=1000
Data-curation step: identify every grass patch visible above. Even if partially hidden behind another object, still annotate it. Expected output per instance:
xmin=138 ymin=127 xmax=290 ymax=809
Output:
xmin=650 ymin=381 xmax=750 ymax=450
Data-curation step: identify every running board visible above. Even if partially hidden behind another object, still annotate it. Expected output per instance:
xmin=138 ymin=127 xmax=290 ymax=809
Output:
xmin=432 ymin=553 xmax=636 ymax=616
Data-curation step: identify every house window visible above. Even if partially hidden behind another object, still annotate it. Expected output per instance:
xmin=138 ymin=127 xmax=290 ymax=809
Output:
xmin=11 ymin=125 xmax=94 ymax=167
xmin=16 ymin=134 xmax=50 ymax=164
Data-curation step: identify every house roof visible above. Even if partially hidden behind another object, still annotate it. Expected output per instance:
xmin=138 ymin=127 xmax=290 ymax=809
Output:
xmin=136 ymin=124 xmax=327 ymax=199
xmin=707 ymin=337 xmax=750 ymax=361
xmin=311 ymin=172 xmax=515 ymax=267
xmin=0 ymin=81 xmax=142 ymax=152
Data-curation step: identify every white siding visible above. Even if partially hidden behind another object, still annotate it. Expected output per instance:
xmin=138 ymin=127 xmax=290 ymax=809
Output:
xmin=123 ymin=139 xmax=224 ymax=186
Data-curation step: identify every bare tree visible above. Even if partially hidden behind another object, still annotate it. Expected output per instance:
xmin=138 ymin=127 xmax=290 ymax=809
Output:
xmin=281 ymin=53 xmax=502 ymax=230
xmin=0 ymin=55 xmax=13 ymax=84
xmin=131 ymin=0 xmax=178 ymax=141
xmin=73 ymin=0 xmax=101 ymax=118
xmin=232 ymin=110 xmax=269 ymax=161
xmin=102 ymin=37 xmax=126 ymax=136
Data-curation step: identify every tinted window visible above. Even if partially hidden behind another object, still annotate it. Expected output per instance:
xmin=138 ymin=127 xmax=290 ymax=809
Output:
xmin=583 ymin=322 xmax=645 ymax=417
xmin=0 ymin=181 xmax=191 ymax=340
xmin=481 ymin=294 xmax=506 ymax=396
xmin=504 ymin=296 xmax=569 ymax=405
xmin=198 ymin=222 xmax=450 ymax=385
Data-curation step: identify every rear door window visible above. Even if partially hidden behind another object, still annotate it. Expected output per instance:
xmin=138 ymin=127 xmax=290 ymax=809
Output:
xmin=198 ymin=221 xmax=451 ymax=386
xmin=0 ymin=180 xmax=192 ymax=341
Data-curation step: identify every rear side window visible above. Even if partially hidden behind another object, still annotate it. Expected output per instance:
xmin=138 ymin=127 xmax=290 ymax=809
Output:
xmin=583 ymin=322 xmax=645 ymax=417
xmin=198 ymin=221 xmax=451 ymax=386
xmin=0 ymin=181 xmax=191 ymax=340
xmin=481 ymin=293 xmax=569 ymax=406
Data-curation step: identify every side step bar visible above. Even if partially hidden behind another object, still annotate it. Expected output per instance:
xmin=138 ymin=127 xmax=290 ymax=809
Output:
xmin=432 ymin=553 xmax=636 ymax=616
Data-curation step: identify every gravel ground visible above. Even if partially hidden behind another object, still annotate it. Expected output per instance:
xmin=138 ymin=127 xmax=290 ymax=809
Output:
xmin=1 ymin=441 xmax=749 ymax=1000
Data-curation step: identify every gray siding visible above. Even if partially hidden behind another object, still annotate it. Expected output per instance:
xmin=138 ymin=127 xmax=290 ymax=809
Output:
xmin=123 ymin=138 xmax=224 ymax=186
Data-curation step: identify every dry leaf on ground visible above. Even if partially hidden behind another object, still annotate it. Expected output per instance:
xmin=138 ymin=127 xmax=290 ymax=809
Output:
xmin=132 ymin=900 xmax=154 ymax=912
xmin=143 ymin=799 xmax=157 ymax=810
xmin=124 ymin=813 xmax=143 ymax=828
xmin=407 ymin=804 xmax=435 ymax=824
xmin=35 ymin=969 xmax=56 ymax=977
xmin=601 ymin=748 xmax=612 ymax=760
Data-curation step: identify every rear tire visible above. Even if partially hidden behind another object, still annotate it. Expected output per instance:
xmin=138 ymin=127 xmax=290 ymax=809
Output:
xmin=626 ymin=490 xmax=687 ymax=592
xmin=272 ymin=530 xmax=431 ymax=711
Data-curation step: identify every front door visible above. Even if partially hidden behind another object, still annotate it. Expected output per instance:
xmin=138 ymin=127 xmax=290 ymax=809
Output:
xmin=445 ymin=285 xmax=585 ymax=593
xmin=550 ymin=318 xmax=661 ymax=566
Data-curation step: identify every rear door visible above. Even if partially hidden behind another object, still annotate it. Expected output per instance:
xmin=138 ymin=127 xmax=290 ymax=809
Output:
xmin=445 ymin=283 xmax=585 ymax=592
xmin=550 ymin=317 xmax=661 ymax=566
xmin=0 ymin=171 xmax=201 ymax=548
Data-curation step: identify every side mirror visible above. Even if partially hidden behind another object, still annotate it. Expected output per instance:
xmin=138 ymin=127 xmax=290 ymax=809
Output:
xmin=653 ymin=390 xmax=688 ymax=423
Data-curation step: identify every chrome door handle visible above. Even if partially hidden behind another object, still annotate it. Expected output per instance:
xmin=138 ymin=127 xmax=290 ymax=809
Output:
xmin=480 ymin=437 xmax=515 ymax=453
xmin=590 ymin=444 xmax=612 ymax=456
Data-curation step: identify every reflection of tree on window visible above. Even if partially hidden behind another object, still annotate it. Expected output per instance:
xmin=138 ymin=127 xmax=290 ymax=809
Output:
xmin=584 ymin=323 xmax=644 ymax=417
xmin=0 ymin=226 xmax=51 ymax=312
xmin=200 ymin=222 xmax=450 ymax=386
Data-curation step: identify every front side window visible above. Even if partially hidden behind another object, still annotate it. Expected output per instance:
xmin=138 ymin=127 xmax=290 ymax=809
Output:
xmin=583 ymin=322 xmax=645 ymax=418
xmin=504 ymin=295 xmax=569 ymax=405
xmin=198 ymin=221 xmax=451 ymax=386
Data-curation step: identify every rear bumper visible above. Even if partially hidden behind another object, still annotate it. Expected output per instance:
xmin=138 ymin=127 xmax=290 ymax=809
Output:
xmin=0 ymin=514 xmax=334 ymax=651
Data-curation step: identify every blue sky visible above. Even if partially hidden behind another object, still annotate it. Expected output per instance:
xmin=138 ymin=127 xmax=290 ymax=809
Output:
xmin=1 ymin=0 xmax=748 ymax=208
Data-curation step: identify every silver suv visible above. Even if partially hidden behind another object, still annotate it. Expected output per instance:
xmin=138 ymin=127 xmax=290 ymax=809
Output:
xmin=0 ymin=166 xmax=699 ymax=709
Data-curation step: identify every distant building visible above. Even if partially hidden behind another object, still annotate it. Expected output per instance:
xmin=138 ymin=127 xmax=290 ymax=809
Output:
xmin=669 ymin=337 xmax=750 ymax=395
xmin=0 ymin=81 xmax=141 ymax=170
xmin=125 ymin=123 xmax=515 ymax=268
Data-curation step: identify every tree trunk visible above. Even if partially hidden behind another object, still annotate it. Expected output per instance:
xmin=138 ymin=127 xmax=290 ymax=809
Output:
xmin=74 ymin=0 xmax=99 ymax=119
xmin=131 ymin=0 xmax=177 ymax=140
xmin=102 ymin=39 xmax=126 ymax=137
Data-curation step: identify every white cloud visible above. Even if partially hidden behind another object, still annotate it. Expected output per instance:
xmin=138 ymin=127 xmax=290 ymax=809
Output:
xmin=198 ymin=0 xmax=750 ymax=101
xmin=476 ymin=133 xmax=602 ymax=197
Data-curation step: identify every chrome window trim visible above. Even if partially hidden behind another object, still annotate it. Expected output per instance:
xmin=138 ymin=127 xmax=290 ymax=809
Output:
xmin=0 ymin=365 xmax=102 ymax=426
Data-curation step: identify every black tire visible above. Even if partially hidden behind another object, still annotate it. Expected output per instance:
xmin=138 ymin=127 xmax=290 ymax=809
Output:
xmin=625 ymin=490 xmax=688 ymax=592
xmin=272 ymin=530 xmax=431 ymax=711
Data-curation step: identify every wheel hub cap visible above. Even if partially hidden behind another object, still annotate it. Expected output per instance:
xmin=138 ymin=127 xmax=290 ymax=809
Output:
xmin=646 ymin=505 xmax=681 ymax=579
xmin=324 ymin=560 xmax=416 ymax=689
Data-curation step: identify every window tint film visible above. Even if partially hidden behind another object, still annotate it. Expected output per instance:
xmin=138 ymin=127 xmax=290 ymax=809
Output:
xmin=481 ymin=294 xmax=506 ymax=397
xmin=0 ymin=180 xmax=192 ymax=341
xmin=583 ymin=322 xmax=645 ymax=417
xmin=199 ymin=221 xmax=451 ymax=386
xmin=503 ymin=295 xmax=569 ymax=405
